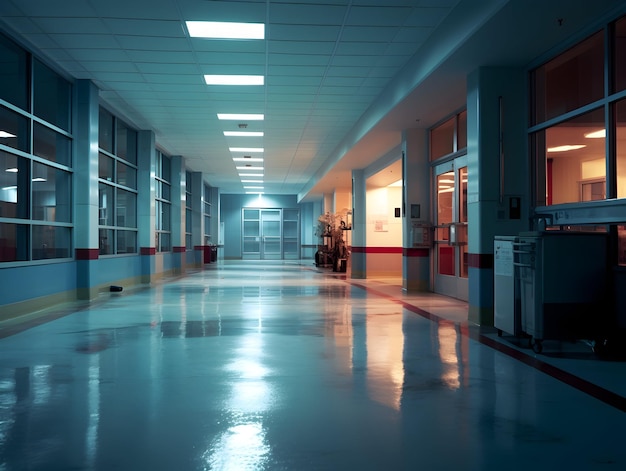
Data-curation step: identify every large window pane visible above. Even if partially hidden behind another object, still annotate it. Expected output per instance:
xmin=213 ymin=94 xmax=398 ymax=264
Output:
xmin=32 ymin=163 xmax=71 ymax=222
xmin=117 ymin=161 xmax=136 ymax=189
xmin=98 ymin=183 xmax=114 ymax=226
xmin=98 ymin=108 xmax=114 ymax=153
xmin=33 ymin=59 xmax=71 ymax=131
xmin=617 ymin=99 xmax=626 ymax=198
xmin=532 ymin=31 xmax=604 ymax=124
xmin=538 ymin=108 xmax=606 ymax=205
xmin=32 ymin=225 xmax=70 ymax=260
xmin=116 ymin=122 xmax=137 ymax=164
xmin=99 ymin=153 xmax=114 ymax=181
xmin=614 ymin=16 xmax=626 ymax=94
xmin=117 ymin=230 xmax=136 ymax=254
xmin=99 ymin=228 xmax=114 ymax=255
xmin=0 ymin=151 xmax=29 ymax=219
xmin=116 ymin=189 xmax=136 ymax=228
xmin=0 ymin=223 xmax=28 ymax=261
xmin=33 ymin=123 xmax=71 ymax=166
xmin=0 ymin=34 xmax=29 ymax=111
xmin=431 ymin=117 xmax=455 ymax=160
xmin=0 ymin=105 xmax=29 ymax=152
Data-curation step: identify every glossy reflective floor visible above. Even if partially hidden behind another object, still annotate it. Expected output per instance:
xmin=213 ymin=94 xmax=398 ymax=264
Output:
xmin=1 ymin=261 xmax=625 ymax=470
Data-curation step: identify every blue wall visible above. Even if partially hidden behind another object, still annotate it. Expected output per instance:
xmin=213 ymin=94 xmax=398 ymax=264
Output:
xmin=0 ymin=261 xmax=77 ymax=305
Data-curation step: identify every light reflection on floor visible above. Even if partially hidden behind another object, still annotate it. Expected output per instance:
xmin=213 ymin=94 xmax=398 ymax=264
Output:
xmin=0 ymin=261 xmax=625 ymax=470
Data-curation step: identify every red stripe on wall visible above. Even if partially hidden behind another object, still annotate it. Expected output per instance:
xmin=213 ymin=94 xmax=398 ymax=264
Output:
xmin=351 ymin=247 xmax=403 ymax=254
xmin=403 ymin=248 xmax=430 ymax=257
xmin=75 ymin=248 xmax=99 ymax=260
xmin=173 ymin=246 xmax=186 ymax=253
xmin=140 ymin=247 xmax=156 ymax=255
xmin=467 ymin=253 xmax=494 ymax=269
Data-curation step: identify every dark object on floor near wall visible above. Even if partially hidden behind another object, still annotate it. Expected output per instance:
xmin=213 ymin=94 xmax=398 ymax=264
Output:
xmin=110 ymin=285 xmax=123 ymax=292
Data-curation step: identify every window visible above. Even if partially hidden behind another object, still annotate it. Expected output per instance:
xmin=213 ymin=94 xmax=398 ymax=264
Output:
xmin=532 ymin=17 xmax=626 ymax=207
xmin=0 ymin=36 xmax=73 ymax=264
xmin=534 ymin=108 xmax=606 ymax=206
xmin=616 ymin=99 xmax=626 ymax=199
xmin=430 ymin=110 xmax=467 ymax=161
xmin=532 ymin=31 xmax=604 ymax=125
xmin=98 ymin=107 xmax=138 ymax=255
xmin=0 ymin=34 xmax=29 ymax=111
xmin=33 ymin=59 xmax=71 ymax=132
xmin=0 ymin=105 xmax=29 ymax=153
xmin=613 ymin=16 xmax=626 ymax=94
xmin=155 ymin=151 xmax=171 ymax=252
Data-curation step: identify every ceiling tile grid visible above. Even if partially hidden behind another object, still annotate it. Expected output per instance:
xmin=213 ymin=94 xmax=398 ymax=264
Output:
xmin=0 ymin=0 xmax=462 ymax=194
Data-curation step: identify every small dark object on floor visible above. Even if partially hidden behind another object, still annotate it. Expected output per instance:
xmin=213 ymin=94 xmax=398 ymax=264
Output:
xmin=110 ymin=285 xmax=123 ymax=292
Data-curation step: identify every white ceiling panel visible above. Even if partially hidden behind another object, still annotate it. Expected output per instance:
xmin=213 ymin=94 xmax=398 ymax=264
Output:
xmin=346 ymin=6 xmax=413 ymax=26
xmin=31 ymin=18 xmax=108 ymax=35
xmin=269 ymin=25 xmax=341 ymax=41
xmin=269 ymin=3 xmax=347 ymax=25
xmin=0 ymin=0 xmax=562 ymax=197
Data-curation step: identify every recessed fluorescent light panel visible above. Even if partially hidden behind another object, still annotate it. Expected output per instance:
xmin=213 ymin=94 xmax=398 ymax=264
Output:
xmin=224 ymin=131 xmax=264 ymax=137
xmin=239 ymin=173 xmax=264 ymax=177
xmin=205 ymin=75 xmax=264 ymax=86
xmin=186 ymin=21 xmax=265 ymax=40
xmin=236 ymin=166 xmax=263 ymax=171
xmin=218 ymin=114 xmax=264 ymax=121
xmin=584 ymin=129 xmax=606 ymax=138
xmin=244 ymin=186 xmax=264 ymax=189
xmin=246 ymin=191 xmax=264 ymax=194
xmin=547 ymin=145 xmax=586 ymax=152
xmin=0 ymin=131 xmax=17 ymax=138
xmin=230 ymin=147 xmax=263 ymax=153
xmin=233 ymin=158 xmax=263 ymax=162
xmin=241 ymin=180 xmax=263 ymax=183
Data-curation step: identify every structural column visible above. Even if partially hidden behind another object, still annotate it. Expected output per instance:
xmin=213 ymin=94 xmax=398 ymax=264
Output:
xmin=73 ymin=79 xmax=100 ymax=300
xmin=351 ymin=169 xmax=366 ymax=279
xmin=466 ymin=67 xmax=528 ymax=325
xmin=402 ymin=128 xmax=431 ymax=292
xmin=190 ymin=172 xmax=206 ymax=266
xmin=137 ymin=130 xmax=156 ymax=283
xmin=171 ymin=155 xmax=186 ymax=274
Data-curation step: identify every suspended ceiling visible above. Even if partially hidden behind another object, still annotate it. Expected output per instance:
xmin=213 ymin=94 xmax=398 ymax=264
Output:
xmin=0 ymin=0 xmax=622 ymax=201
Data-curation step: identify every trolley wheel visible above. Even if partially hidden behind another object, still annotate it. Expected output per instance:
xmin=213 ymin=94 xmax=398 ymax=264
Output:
xmin=531 ymin=339 xmax=543 ymax=354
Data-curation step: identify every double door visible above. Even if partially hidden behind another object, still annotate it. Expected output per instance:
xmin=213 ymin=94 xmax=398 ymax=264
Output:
xmin=242 ymin=208 xmax=299 ymax=260
xmin=434 ymin=157 xmax=468 ymax=300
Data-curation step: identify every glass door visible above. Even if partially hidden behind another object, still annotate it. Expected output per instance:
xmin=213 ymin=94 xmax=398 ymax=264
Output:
xmin=434 ymin=156 xmax=468 ymax=300
xmin=261 ymin=209 xmax=282 ymax=260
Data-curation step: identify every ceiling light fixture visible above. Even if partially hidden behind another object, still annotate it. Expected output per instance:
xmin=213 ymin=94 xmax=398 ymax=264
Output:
xmin=547 ymin=145 xmax=586 ymax=152
xmin=241 ymin=179 xmax=263 ymax=183
xmin=236 ymin=166 xmax=263 ymax=170
xmin=584 ymin=129 xmax=606 ymax=138
xmin=246 ymin=191 xmax=264 ymax=195
xmin=233 ymin=157 xmax=263 ymax=162
xmin=224 ymin=131 xmax=264 ymax=137
xmin=205 ymin=75 xmax=264 ymax=86
xmin=186 ymin=21 xmax=265 ymax=40
xmin=218 ymin=114 xmax=264 ymax=121
xmin=0 ymin=131 xmax=17 ymax=138
xmin=244 ymin=186 xmax=264 ymax=189
xmin=239 ymin=173 xmax=264 ymax=177
xmin=5 ymin=168 xmax=18 ymax=173
xmin=230 ymin=147 xmax=263 ymax=153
